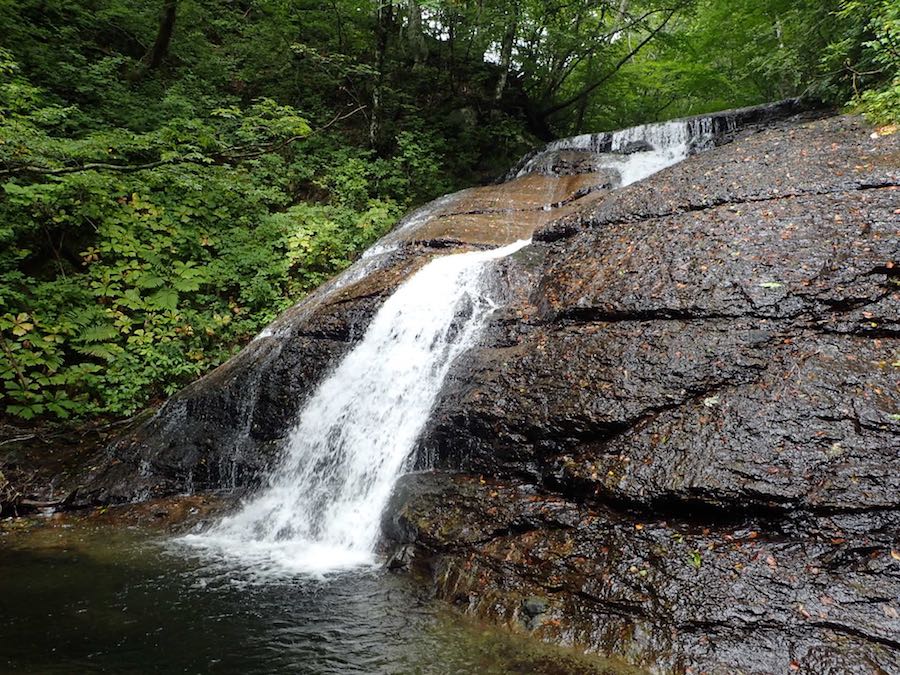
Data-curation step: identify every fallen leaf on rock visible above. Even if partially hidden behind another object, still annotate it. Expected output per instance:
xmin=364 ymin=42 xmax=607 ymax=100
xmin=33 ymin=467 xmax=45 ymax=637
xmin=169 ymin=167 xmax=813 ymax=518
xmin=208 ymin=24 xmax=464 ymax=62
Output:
xmin=689 ymin=550 xmax=702 ymax=569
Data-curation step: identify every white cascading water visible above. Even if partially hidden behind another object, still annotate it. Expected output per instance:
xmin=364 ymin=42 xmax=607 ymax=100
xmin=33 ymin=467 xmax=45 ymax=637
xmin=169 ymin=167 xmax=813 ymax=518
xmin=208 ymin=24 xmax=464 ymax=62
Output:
xmin=518 ymin=117 xmax=714 ymax=187
xmin=183 ymin=239 xmax=529 ymax=576
xmin=184 ymin=116 xmax=718 ymax=577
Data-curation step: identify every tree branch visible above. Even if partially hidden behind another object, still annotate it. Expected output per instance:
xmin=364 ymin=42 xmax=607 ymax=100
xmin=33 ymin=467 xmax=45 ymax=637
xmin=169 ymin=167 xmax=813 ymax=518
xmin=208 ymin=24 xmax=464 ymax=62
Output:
xmin=538 ymin=4 xmax=683 ymax=119
xmin=0 ymin=105 xmax=366 ymax=178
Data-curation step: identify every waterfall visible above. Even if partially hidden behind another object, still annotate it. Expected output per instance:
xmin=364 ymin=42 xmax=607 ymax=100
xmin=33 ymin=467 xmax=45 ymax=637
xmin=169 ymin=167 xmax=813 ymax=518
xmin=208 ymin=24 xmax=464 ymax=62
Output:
xmin=182 ymin=240 xmax=529 ymax=576
xmin=513 ymin=117 xmax=715 ymax=187
xmin=183 ymin=118 xmax=714 ymax=577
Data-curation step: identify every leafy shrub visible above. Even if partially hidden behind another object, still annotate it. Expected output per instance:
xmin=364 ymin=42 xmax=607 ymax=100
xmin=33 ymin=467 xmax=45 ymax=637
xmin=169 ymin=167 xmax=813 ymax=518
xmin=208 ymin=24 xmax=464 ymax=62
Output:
xmin=838 ymin=0 xmax=900 ymax=123
xmin=0 ymin=54 xmax=400 ymax=420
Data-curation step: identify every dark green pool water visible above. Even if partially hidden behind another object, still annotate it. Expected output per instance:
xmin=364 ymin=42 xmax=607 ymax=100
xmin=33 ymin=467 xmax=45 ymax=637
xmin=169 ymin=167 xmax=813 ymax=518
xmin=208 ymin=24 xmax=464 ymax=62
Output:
xmin=0 ymin=521 xmax=629 ymax=674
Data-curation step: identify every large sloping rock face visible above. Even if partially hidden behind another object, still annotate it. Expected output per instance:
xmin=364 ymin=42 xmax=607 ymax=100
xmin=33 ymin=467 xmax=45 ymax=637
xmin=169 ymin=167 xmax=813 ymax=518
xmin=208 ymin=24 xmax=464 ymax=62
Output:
xmin=387 ymin=116 xmax=900 ymax=673
xmin=424 ymin=115 xmax=898 ymax=489
xmin=73 ymin=109 xmax=898 ymax=672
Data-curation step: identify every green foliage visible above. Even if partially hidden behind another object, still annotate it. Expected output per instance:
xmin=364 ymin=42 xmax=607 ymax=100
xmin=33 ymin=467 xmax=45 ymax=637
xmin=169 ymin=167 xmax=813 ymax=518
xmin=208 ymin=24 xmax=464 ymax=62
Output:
xmin=565 ymin=0 xmax=898 ymax=129
xmin=854 ymin=83 xmax=900 ymax=125
xmin=689 ymin=550 xmax=702 ymax=570
xmin=0 ymin=0 xmax=889 ymax=423
xmin=0 ymin=146 xmax=399 ymax=418
xmin=0 ymin=47 xmax=399 ymax=419
xmin=836 ymin=0 xmax=900 ymax=123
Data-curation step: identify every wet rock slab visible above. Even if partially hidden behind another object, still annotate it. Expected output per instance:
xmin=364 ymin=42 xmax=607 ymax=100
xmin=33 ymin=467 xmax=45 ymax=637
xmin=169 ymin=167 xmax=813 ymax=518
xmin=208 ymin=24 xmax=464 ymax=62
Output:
xmin=384 ymin=472 xmax=900 ymax=674
xmin=407 ymin=115 xmax=899 ymax=672
xmin=393 ymin=172 xmax=617 ymax=247
xmin=537 ymin=115 xmax=898 ymax=242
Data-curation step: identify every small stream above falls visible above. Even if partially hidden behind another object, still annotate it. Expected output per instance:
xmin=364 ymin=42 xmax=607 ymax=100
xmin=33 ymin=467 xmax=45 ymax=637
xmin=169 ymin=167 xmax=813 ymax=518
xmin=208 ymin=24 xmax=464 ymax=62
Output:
xmin=513 ymin=115 xmax=715 ymax=186
xmin=178 ymin=116 xmax=720 ymax=577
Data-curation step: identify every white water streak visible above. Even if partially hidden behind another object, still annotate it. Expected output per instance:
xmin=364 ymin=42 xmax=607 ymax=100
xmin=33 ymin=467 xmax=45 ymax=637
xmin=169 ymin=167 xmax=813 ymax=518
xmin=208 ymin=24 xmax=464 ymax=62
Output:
xmin=183 ymin=240 xmax=529 ymax=576
xmin=518 ymin=117 xmax=714 ymax=187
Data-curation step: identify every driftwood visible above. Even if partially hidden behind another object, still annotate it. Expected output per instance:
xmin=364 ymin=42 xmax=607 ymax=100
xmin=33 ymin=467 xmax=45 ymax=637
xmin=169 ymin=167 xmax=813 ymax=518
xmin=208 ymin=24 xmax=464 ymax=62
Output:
xmin=0 ymin=468 xmax=62 ymax=516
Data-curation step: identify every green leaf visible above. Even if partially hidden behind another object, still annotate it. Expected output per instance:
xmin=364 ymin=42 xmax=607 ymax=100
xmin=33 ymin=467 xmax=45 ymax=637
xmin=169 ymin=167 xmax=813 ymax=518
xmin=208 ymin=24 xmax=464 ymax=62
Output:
xmin=75 ymin=344 xmax=121 ymax=361
xmin=702 ymin=395 xmax=720 ymax=408
xmin=148 ymin=287 xmax=179 ymax=310
xmin=134 ymin=274 xmax=165 ymax=289
xmin=78 ymin=324 xmax=119 ymax=343
xmin=172 ymin=277 xmax=202 ymax=292
xmin=7 ymin=404 xmax=35 ymax=420
xmin=689 ymin=550 xmax=702 ymax=570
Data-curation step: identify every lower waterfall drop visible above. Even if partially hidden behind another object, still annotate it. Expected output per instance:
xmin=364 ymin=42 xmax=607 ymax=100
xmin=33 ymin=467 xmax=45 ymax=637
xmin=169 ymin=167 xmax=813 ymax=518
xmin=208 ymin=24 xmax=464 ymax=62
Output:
xmin=182 ymin=239 xmax=530 ymax=576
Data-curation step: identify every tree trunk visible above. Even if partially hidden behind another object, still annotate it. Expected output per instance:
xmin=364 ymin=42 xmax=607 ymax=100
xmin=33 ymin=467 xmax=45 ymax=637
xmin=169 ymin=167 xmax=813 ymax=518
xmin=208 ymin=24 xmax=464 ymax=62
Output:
xmin=617 ymin=0 xmax=634 ymax=49
xmin=574 ymin=54 xmax=594 ymax=133
xmin=145 ymin=0 xmax=178 ymax=70
xmin=370 ymin=1 xmax=393 ymax=148
xmin=493 ymin=11 xmax=517 ymax=101
xmin=617 ymin=0 xmax=630 ymax=26
xmin=407 ymin=0 xmax=426 ymax=66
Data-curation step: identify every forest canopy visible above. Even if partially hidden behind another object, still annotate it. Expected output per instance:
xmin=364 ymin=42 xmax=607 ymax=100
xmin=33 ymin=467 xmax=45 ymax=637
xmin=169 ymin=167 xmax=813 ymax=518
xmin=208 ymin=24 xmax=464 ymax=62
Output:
xmin=1 ymin=0 xmax=897 ymax=422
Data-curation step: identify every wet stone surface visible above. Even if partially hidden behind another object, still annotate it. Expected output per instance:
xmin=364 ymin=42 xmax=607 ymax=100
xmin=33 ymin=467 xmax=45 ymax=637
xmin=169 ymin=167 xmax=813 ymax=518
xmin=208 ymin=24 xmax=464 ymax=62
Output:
xmin=383 ymin=472 xmax=900 ymax=675
xmin=62 ymin=110 xmax=900 ymax=673
xmin=406 ymin=115 xmax=899 ymax=672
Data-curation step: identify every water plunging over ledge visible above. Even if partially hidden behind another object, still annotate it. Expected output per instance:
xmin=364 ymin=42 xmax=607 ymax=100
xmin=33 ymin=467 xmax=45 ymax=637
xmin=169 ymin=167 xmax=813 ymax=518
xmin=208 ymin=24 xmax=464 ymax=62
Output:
xmin=180 ymin=116 xmax=720 ymax=576
xmin=182 ymin=239 xmax=530 ymax=575
xmin=515 ymin=116 xmax=715 ymax=187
